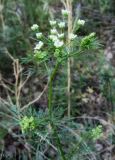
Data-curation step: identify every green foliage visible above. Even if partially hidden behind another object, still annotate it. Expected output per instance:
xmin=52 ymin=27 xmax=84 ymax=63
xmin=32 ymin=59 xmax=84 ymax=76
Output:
xmin=98 ymin=0 xmax=111 ymax=13
xmin=34 ymin=51 xmax=48 ymax=61
xmin=90 ymin=125 xmax=103 ymax=141
xmin=54 ymin=48 xmax=67 ymax=62
xmin=20 ymin=116 xmax=36 ymax=132
xmin=80 ymin=32 xmax=98 ymax=50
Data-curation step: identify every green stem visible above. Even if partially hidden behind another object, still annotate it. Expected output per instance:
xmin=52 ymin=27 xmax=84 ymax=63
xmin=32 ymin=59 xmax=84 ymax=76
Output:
xmin=51 ymin=121 xmax=67 ymax=160
xmin=48 ymin=62 xmax=59 ymax=118
xmin=48 ymin=62 xmax=67 ymax=160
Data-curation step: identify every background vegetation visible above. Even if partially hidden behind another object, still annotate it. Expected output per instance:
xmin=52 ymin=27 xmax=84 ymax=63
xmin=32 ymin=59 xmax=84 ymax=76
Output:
xmin=0 ymin=0 xmax=115 ymax=159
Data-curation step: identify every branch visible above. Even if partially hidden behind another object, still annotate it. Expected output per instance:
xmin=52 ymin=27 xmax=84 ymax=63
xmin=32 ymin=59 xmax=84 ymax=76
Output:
xmin=21 ymin=84 xmax=48 ymax=111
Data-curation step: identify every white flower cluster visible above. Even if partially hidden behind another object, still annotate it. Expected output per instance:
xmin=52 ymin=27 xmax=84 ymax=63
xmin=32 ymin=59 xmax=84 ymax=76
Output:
xmin=31 ymin=8 xmax=85 ymax=55
xmin=34 ymin=41 xmax=44 ymax=51
xmin=48 ymin=9 xmax=70 ymax=48
xmin=49 ymin=20 xmax=57 ymax=26
xmin=49 ymin=30 xmax=64 ymax=48
xmin=61 ymin=9 xmax=70 ymax=16
xmin=77 ymin=19 xmax=85 ymax=26
xmin=36 ymin=32 xmax=42 ymax=39
xmin=31 ymin=24 xmax=39 ymax=31
xmin=54 ymin=40 xmax=64 ymax=48
xmin=50 ymin=21 xmax=66 ymax=30
xmin=69 ymin=33 xmax=77 ymax=40
xmin=49 ymin=35 xmax=58 ymax=42
xmin=58 ymin=22 xmax=65 ymax=28
xmin=50 ymin=28 xmax=58 ymax=35
xmin=31 ymin=24 xmax=44 ymax=52
xmin=49 ymin=19 xmax=65 ymax=48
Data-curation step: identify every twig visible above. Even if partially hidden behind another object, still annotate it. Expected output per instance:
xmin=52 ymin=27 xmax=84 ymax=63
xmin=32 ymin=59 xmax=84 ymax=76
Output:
xmin=0 ymin=97 xmax=11 ymax=106
xmin=21 ymin=83 xmax=48 ymax=111
xmin=13 ymin=59 xmax=20 ymax=108
xmin=19 ymin=73 xmax=31 ymax=90
xmin=0 ymin=80 xmax=14 ymax=94
xmin=61 ymin=0 xmax=67 ymax=8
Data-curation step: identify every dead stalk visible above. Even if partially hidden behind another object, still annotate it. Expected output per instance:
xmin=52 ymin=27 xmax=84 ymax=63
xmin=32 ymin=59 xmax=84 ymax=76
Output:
xmin=0 ymin=0 xmax=5 ymax=29
xmin=21 ymin=84 xmax=48 ymax=111
xmin=13 ymin=59 xmax=21 ymax=108
xmin=66 ymin=0 xmax=73 ymax=117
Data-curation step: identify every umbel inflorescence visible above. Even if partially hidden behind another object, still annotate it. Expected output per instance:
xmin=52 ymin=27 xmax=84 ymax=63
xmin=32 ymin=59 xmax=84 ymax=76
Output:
xmin=30 ymin=8 xmax=97 ymax=63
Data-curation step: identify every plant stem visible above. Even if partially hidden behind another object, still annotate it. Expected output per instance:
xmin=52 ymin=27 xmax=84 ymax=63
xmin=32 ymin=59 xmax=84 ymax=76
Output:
xmin=48 ymin=62 xmax=67 ymax=160
xmin=48 ymin=62 xmax=59 ymax=119
xmin=66 ymin=0 xmax=73 ymax=117
xmin=51 ymin=121 xmax=67 ymax=160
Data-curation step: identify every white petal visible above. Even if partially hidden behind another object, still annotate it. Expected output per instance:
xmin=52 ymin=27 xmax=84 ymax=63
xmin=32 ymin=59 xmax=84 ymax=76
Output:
xmin=31 ymin=24 xmax=39 ymax=30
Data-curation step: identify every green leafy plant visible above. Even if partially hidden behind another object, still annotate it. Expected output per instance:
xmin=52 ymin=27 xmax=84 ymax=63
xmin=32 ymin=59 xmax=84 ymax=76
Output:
xmin=26 ymin=1 xmax=100 ymax=159
xmin=20 ymin=116 xmax=36 ymax=132
xmin=90 ymin=125 xmax=103 ymax=141
xmin=1 ymin=1 xmax=115 ymax=160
